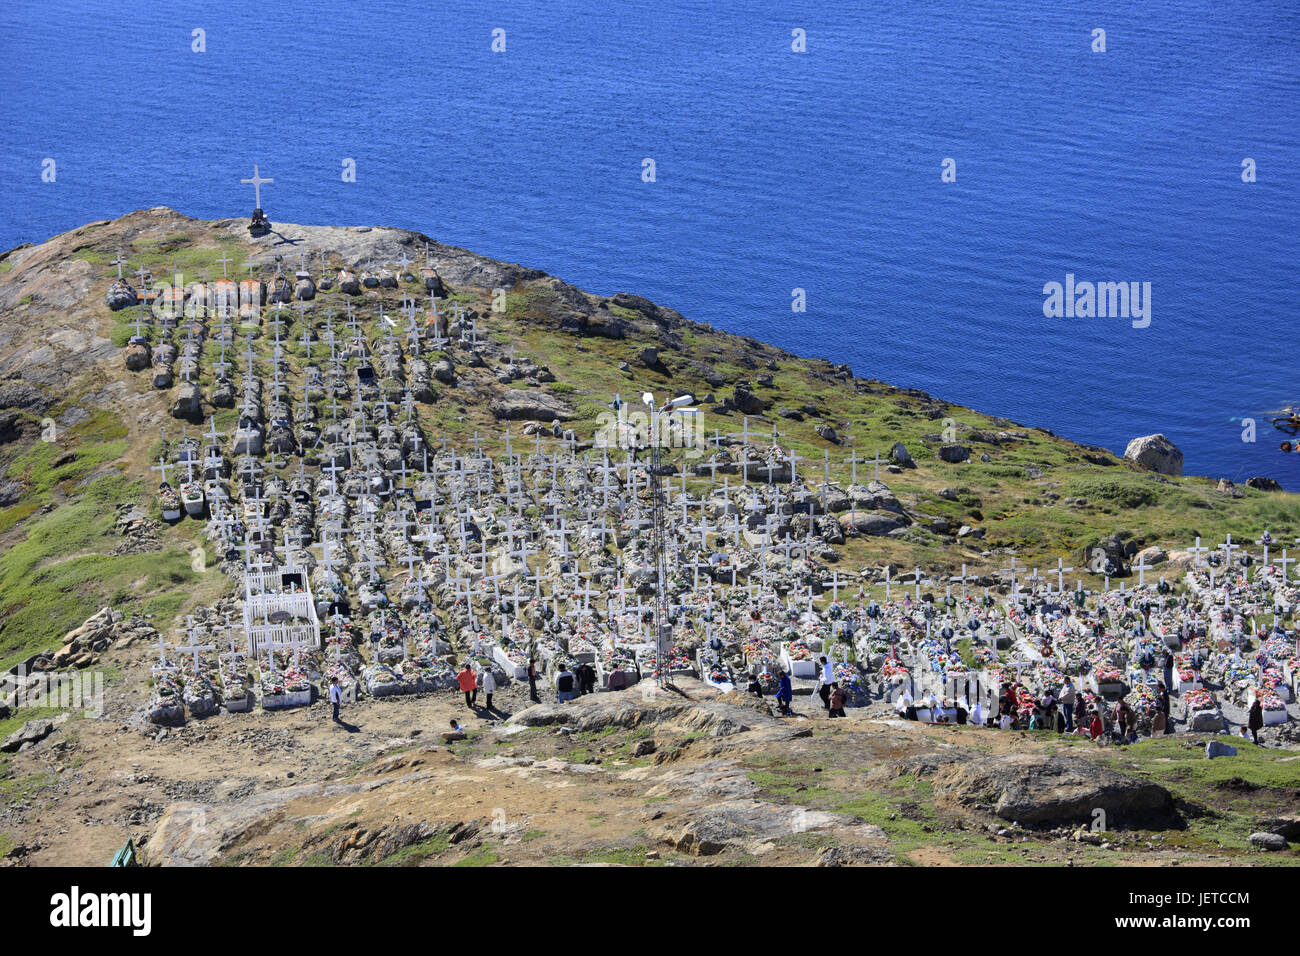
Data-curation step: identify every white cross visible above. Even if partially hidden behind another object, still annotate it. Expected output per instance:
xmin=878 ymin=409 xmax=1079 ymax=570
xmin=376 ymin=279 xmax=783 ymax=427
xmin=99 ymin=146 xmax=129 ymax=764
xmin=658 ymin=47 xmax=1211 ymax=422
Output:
xmin=111 ymin=251 xmax=128 ymax=280
xmin=1132 ymin=555 xmax=1152 ymax=587
xmin=955 ymin=563 xmax=974 ymax=599
xmin=151 ymin=456 xmax=173 ymax=485
xmin=152 ymin=632 xmax=173 ymax=668
xmin=174 ymin=617 xmax=216 ymax=671
xmin=1053 ymin=557 xmax=1073 ymax=593
xmin=241 ymin=164 xmax=273 ymax=209
xmin=1256 ymin=532 xmax=1273 ymax=570
xmin=1219 ymin=535 xmax=1240 ymax=569
xmin=913 ymin=566 xmax=932 ymax=601
xmin=1188 ymin=536 xmax=1209 ymax=567
xmin=1278 ymin=549 xmax=1296 ymax=582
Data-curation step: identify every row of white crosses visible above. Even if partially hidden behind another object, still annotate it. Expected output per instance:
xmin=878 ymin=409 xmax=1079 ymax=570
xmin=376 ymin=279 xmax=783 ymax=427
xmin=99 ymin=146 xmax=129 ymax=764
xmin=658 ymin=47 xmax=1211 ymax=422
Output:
xmin=196 ymin=262 xmax=1300 ymax=675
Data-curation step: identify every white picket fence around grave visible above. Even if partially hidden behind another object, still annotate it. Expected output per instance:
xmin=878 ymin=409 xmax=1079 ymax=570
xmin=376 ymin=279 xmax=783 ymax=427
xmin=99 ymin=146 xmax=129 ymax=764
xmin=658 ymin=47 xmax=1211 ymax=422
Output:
xmin=243 ymin=565 xmax=321 ymax=657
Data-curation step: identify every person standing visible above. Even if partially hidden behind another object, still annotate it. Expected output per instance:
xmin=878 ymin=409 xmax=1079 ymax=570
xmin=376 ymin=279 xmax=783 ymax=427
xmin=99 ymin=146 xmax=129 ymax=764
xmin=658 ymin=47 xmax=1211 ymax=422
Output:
xmin=527 ymin=658 xmax=540 ymax=703
xmin=329 ymin=676 xmax=342 ymax=722
xmin=1248 ymin=698 xmax=1264 ymax=745
xmin=608 ymin=663 xmax=630 ymax=691
xmin=457 ymin=663 xmax=478 ymax=709
xmin=482 ymin=667 xmax=497 ymax=712
xmin=1088 ymin=708 xmax=1104 ymax=741
xmin=555 ymin=665 xmax=576 ymax=703
xmin=1059 ymin=680 xmax=1076 ymax=732
xmin=828 ymin=682 xmax=846 ymax=718
xmin=1151 ymin=706 xmax=1166 ymax=735
xmin=1162 ymin=650 xmax=1175 ymax=694
xmin=818 ymin=656 xmax=833 ymax=710
xmin=578 ymin=662 xmax=597 ymax=696
xmin=775 ymin=670 xmax=794 ymax=716
xmin=1156 ymin=681 xmax=1171 ymax=734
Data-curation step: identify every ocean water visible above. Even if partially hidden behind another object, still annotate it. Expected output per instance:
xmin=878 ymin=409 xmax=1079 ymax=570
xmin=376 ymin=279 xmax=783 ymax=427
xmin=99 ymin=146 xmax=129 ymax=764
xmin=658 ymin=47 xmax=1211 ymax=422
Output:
xmin=1 ymin=0 xmax=1297 ymax=481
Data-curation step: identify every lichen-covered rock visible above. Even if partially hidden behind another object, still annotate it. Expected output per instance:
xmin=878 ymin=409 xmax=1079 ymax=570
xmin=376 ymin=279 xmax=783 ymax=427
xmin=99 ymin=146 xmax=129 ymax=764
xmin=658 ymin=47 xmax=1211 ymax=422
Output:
xmin=105 ymin=280 xmax=138 ymax=311
xmin=838 ymin=510 xmax=909 ymax=536
xmin=490 ymin=389 xmax=575 ymax=423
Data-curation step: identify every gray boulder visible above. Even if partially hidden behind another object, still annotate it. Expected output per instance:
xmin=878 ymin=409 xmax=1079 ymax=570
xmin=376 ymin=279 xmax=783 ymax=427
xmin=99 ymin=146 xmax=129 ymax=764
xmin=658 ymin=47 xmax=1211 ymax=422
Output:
xmin=732 ymin=385 xmax=769 ymax=415
xmin=893 ymin=752 xmax=1177 ymax=828
xmin=1123 ymin=433 xmax=1183 ymax=476
xmin=490 ymin=389 xmax=575 ymax=423
xmin=2 ymin=718 xmax=55 ymax=753
xmin=1249 ymin=832 xmax=1287 ymax=851
xmin=838 ymin=510 xmax=909 ymax=536
xmin=105 ymin=280 xmax=139 ymax=311
xmin=938 ymin=444 xmax=971 ymax=463
xmin=889 ymin=441 xmax=915 ymax=468
xmin=848 ymin=480 xmax=906 ymax=515
xmin=1205 ymin=740 xmax=1237 ymax=759
xmin=170 ymin=381 xmax=202 ymax=420
xmin=432 ymin=359 xmax=455 ymax=384
xmin=1245 ymin=476 xmax=1283 ymax=492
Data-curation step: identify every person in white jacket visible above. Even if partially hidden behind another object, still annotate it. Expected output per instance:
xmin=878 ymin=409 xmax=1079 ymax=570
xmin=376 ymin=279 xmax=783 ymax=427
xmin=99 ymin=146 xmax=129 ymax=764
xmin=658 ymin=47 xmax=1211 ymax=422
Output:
xmin=481 ymin=668 xmax=497 ymax=712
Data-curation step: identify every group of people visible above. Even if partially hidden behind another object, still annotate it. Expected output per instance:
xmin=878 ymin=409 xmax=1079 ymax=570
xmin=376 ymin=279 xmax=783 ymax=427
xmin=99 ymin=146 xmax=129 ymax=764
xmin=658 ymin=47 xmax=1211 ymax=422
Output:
xmin=742 ymin=657 xmax=847 ymax=718
xmin=327 ymin=657 xmax=1274 ymax=747
xmin=457 ymin=662 xmax=498 ymax=712
xmin=988 ymin=679 xmax=1175 ymax=743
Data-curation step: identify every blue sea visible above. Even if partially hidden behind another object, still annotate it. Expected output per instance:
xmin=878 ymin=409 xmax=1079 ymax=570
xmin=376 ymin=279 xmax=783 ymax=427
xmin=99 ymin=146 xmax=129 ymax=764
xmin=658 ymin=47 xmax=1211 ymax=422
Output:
xmin=1 ymin=0 xmax=1297 ymax=481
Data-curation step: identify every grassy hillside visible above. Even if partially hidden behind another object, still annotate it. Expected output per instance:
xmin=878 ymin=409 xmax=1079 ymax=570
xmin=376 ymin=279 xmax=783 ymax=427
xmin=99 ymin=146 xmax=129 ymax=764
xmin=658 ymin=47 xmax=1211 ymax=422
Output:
xmin=0 ymin=207 xmax=1297 ymax=669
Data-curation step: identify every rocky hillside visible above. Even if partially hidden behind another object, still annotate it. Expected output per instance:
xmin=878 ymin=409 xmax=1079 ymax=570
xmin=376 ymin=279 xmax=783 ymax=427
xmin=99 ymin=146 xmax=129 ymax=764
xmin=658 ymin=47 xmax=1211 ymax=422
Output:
xmin=1 ymin=207 xmax=1296 ymax=675
xmin=2 ymin=207 xmax=1300 ymax=867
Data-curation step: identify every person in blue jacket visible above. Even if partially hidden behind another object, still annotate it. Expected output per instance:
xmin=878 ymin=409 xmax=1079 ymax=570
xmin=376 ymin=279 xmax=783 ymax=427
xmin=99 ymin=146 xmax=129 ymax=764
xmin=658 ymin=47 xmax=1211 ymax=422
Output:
xmin=775 ymin=670 xmax=794 ymax=715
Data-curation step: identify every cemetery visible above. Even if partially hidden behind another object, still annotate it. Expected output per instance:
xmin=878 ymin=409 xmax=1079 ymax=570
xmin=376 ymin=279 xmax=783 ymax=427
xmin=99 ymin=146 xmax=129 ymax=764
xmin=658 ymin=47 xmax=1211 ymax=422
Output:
xmin=113 ymin=200 xmax=1299 ymax=748
xmin=0 ymin=203 xmax=1298 ymax=868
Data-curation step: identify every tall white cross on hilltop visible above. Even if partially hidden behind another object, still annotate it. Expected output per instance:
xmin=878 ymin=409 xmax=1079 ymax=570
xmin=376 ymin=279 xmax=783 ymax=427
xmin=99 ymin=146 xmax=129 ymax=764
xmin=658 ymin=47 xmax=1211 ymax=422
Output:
xmin=241 ymin=165 xmax=273 ymax=210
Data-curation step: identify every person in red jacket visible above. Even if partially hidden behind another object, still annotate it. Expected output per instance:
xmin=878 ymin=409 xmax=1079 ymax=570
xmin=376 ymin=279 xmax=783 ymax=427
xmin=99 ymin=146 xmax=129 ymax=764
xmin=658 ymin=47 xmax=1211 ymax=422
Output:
xmin=457 ymin=663 xmax=478 ymax=709
xmin=1088 ymin=708 xmax=1104 ymax=741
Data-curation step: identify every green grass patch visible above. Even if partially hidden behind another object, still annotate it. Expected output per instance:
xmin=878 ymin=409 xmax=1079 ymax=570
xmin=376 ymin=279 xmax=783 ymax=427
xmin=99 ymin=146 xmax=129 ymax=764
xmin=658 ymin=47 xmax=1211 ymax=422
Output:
xmin=452 ymin=848 xmax=499 ymax=867
xmin=381 ymin=834 xmax=451 ymax=866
